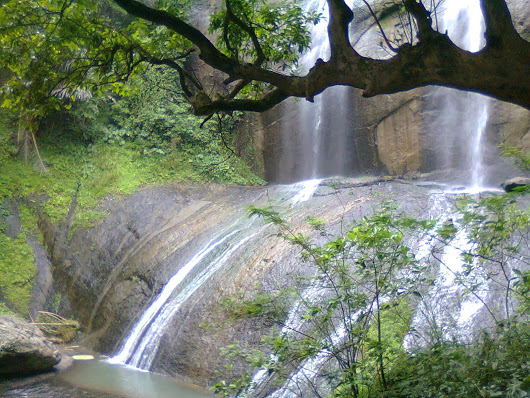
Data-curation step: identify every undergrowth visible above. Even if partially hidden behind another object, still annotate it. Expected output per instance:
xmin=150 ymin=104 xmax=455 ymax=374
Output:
xmin=384 ymin=321 xmax=530 ymax=398
xmin=0 ymin=66 xmax=265 ymax=316
xmin=0 ymin=232 xmax=36 ymax=316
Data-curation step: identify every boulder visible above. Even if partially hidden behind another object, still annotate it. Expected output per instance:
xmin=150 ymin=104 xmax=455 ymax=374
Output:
xmin=0 ymin=315 xmax=61 ymax=376
xmin=502 ymin=177 xmax=530 ymax=192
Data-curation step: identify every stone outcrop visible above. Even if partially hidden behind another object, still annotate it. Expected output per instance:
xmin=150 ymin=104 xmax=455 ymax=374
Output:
xmin=503 ymin=177 xmax=530 ymax=192
xmin=0 ymin=315 xmax=60 ymax=375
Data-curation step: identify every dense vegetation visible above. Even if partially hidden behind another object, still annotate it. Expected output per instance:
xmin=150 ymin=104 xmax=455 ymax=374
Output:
xmin=0 ymin=65 xmax=264 ymax=317
xmin=214 ymin=193 xmax=530 ymax=398
xmin=0 ymin=0 xmax=528 ymax=395
xmin=1 ymin=0 xmax=528 ymax=118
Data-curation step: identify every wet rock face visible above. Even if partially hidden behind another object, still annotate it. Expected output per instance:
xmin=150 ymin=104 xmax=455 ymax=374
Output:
xmin=503 ymin=177 xmax=530 ymax=192
xmin=44 ymin=184 xmax=265 ymax=353
xmin=0 ymin=316 xmax=60 ymax=376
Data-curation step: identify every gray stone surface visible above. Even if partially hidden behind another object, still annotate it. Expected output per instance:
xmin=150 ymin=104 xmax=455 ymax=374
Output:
xmin=503 ymin=177 xmax=530 ymax=192
xmin=0 ymin=316 xmax=61 ymax=375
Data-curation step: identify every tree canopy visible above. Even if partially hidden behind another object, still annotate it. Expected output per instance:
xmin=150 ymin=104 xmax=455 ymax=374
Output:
xmin=0 ymin=0 xmax=529 ymax=119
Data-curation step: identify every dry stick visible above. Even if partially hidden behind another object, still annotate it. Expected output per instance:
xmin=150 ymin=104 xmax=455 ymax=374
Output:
xmin=361 ymin=0 xmax=399 ymax=52
xmin=31 ymin=132 xmax=47 ymax=171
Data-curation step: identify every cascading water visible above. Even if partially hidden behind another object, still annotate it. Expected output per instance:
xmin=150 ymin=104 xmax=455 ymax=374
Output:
xmin=278 ymin=0 xmax=355 ymax=182
xmin=109 ymin=181 xmax=322 ymax=372
xmin=258 ymin=5 xmax=504 ymax=395
xmin=99 ymin=2 xmax=523 ymax=396
xmin=404 ymin=204 xmax=490 ymax=348
xmin=432 ymin=0 xmax=491 ymax=191
xmin=110 ymin=223 xmax=258 ymax=369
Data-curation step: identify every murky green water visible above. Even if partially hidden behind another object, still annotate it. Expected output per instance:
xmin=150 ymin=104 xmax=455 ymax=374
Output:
xmin=1 ymin=360 xmax=213 ymax=398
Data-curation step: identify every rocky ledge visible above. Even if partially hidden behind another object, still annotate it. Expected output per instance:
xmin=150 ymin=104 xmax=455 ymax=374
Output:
xmin=503 ymin=177 xmax=530 ymax=192
xmin=0 ymin=316 xmax=61 ymax=376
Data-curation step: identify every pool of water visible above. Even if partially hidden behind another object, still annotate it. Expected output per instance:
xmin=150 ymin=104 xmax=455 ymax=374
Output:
xmin=1 ymin=360 xmax=213 ymax=398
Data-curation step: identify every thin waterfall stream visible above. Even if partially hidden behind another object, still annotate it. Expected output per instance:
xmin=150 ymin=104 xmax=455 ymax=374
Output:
xmin=109 ymin=224 xmax=255 ymax=369
xmin=109 ymin=181 xmax=323 ymax=371
xmin=434 ymin=0 xmax=492 ymax=191
xmin=279 ymin=0 xmax=354 ymax=181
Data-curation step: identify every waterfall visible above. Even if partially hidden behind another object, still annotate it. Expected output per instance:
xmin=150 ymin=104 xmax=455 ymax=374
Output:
xmin=290 ymin=179 xmax=322 ymax=205
xmin=110 ymin=181 xmax=321 ymax=371
xmin=109 ymin=224 xmax=257 ymax=369
xmin=404 ymin=208 xmax=489 ymax=348
xmin=299 ymin=0 xmax=329 ymax=180
xmin=245 ymin=275 xmax=327 ymax=394
xmin=268 ymin=309 xmax=366 ymax=398
xmin=433 ymin=0 xmax=491 ymax=190
xmin=278 ymin=0 xmax=354 ymax=182
xmin=263 ymin=190 xmax=501 ymax=397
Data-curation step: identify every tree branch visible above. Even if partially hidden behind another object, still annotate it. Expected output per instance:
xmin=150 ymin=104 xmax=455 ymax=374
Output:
xmin=191 ymin=88 xmax=289 ymax=114
xmin=113 ymin=0 xmax=302 ymax=95
xmin=113 ymin=0 xmax=234 ymax=70
xmin=480 ymin=0 xmax=520 ymax=48
xmin=110 ymin=0 xmax=530 ymax=113
xmin=362 ymin=0 xmax=399 ymax=52
xmin=225 ymin=0 xmax=265 ymax=66
xmin=326 ymin=0 xmax=355 ymax=57
xmin=403 ymin=0 xmax=435 ymax=41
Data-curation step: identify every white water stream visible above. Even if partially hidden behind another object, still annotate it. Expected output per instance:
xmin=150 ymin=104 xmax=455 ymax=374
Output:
xmin=437 ymin=0 xmax=491 ymax=191
xmin=110 ymin=223 xmax=256 ymax=369
xmin=106 ymin=2 xmax=502 ymax=395
xmin=260 ymin=3 xmax=495 ymax=394
xmin=110 ymin=181 xmax=321 ymax=371
xmin=279 ymin=0 xmax=354 ymax=181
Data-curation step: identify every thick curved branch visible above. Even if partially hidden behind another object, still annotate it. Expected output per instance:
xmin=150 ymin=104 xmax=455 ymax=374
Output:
xmin=226 ymin=79 xmax=250 ymax=99
xmin=222 ymin=11 xmax=238 ymax=59
xmin=113 ymin=0 xmax=234 ymax=70
xmin=326 ymin=0 xmax=355 ymax=57
xmin=481 ymin=0 xmax=521 ymax=48
xmin=191 ymin=88 xmax=289 ymax=114
xmin=113 ymin=0 xmax=300 ymax=93
xmin=112 ymin=0 xmax=529 ymax=114
xmin=144 ymin=56 xmax=199 ymax=98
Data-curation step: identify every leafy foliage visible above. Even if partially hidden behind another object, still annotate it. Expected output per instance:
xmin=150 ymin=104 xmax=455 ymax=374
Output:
xmin=0 ymin=0 xmax=192 ymax=118
xmin=223 ymin=291 xmax=290 ymax=320
xmin=209 ymin=0 xmax=319 ymax=72
xmin=215 ymin=193 xmax=530 ymax=398
xmin=452 ymin=193 xmax=530 ymax=319
xmin=385 ymin=322 xmax=530 ymax=398
xmin=500 ymin=144 xmax=530 ymax=172
xmin=216 ymin=204 xmax=435 ymax=397
xmin=0 ymin=64 xmax=264 ymax=316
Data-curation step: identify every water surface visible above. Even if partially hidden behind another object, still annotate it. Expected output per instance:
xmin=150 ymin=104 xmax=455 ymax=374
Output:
xmin=2 ymin=360 xmax=213 ymax=398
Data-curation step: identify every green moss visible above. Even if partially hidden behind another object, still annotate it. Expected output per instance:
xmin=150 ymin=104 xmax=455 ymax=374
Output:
xmin=500 ymin=144 xmax=530 ymax=171
xmin=0 ymin=231 xmax=36 ymax=316
xmin=18 ymin=203 xmax=42 ymax=241
xmin=0 ymin=301 xmax=17 ymax=315
xmin=0 ymin=67 xmax=265 ymax=317
xmin=385 ymin=321 xmax=530 ymax=398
